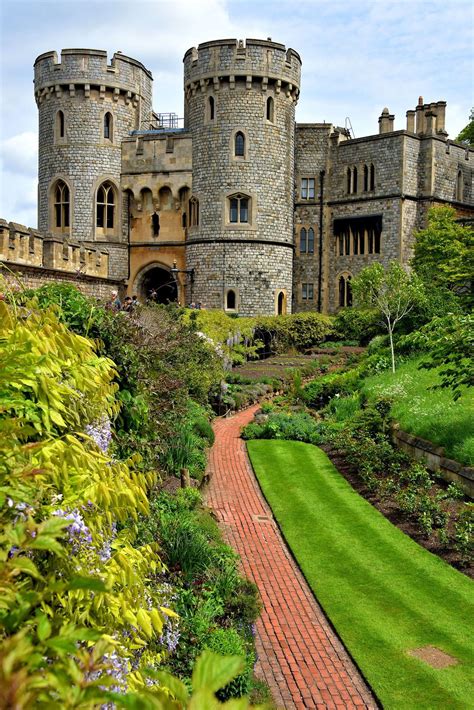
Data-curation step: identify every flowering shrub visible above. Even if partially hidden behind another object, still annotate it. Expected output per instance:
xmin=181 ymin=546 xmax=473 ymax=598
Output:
xmin=0 ymin=297 xmax=177 ymax=705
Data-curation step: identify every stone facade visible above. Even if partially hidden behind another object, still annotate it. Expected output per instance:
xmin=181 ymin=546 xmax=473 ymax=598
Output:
xmin=6 ymin=42 xmax=471 ymax=314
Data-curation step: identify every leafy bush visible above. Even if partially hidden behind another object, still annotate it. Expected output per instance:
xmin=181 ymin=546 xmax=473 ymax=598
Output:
xmin=242 ymin=411 xmax=322 ymax=444
xmin=303 ymin=368 xmax=361 ymax=408
xmin=204 ymin=628 xmax=254 ymax=700
xmin=254 ymin=311 xmax=334 ymax=352
xmin=333 ymin=307 xmax=382 ymax=345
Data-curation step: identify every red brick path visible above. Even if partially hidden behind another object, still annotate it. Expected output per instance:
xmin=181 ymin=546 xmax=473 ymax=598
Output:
xmin=206 ymin=405 xmax=377 ymax=710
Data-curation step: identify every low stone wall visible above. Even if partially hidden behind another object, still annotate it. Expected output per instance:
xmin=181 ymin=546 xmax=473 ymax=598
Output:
xmin=392 ymin=425 xmax=474 ymax=498
xmin=1 ymin=261 xmax=123 ymax=301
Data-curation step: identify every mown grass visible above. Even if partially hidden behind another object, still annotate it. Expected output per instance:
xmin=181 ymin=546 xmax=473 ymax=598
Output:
xmin=361 ymin=357 xmax=474 ymax=465
xmin=247 ymin=440 xmax=474 ymax=710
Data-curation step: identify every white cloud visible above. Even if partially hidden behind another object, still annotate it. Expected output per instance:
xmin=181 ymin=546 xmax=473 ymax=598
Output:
xmin=1 ymin=132 xmax=38 ymax=177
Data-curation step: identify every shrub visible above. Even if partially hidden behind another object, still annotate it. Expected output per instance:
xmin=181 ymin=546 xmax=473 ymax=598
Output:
xmin=204 ymin=628 xmax=254 ymax=700
xmin=242 ymin=411 xmax=322 ymax=444
xmin=333 ymin=307 xmax=382 ymax=345
xmin=304 ymin=369 xmax=361 ymax=408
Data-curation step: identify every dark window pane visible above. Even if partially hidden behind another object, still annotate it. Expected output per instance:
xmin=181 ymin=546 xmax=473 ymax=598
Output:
xmin=300 ymin=227 xmax=307 ymax=253
xmin=308 ymin=284 xmax=314 ymax=300
xmin=308 ymin=228 xmax=314 ymax=254
xmin=107 ymin=187 xmax=114 ymax=205
xmin=97 ymin=204 xmax=104 ymax=228
xmin=63 ymin=204 xmax=69 ymax=228
xmin=240 ymin=198 xmax=248 ymax=223
xmin=55 ymin=204 xmax=61 ymax=227
xmin=209 ymin=96 xmax=215 ymax=120
xmin=230 ymin=198 xmax=238 ymax=222
xmin=227 ymin=290 xmax=236 ymax=309
xmin=235 ymin=132 xmax=244 ymax=156
xmin=301 ymin=178 xmax=307 ymax=199
xmin=308 ymin=179 xmax=315 ymax=199
xmin=339 ymin=277 xmax=345 ymax=307
xmin=106 ymin=205 xmax=114 ymax=228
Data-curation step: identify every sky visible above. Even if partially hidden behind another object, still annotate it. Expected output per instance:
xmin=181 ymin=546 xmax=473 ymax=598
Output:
xmin=0 ymin=0 xmax=472 ymax=227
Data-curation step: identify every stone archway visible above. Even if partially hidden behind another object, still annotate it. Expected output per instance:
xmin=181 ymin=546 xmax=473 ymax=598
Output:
xmin=134 ymin=263 xmax=178 ymax=304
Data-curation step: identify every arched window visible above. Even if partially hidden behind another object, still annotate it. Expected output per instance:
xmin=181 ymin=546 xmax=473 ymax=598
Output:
xmin=277 ymin=291 xmax=285 ymax=315
xmin=338 ymin=275 xmax=352 ymax=307
xmin=456 ymin=170 xmax=463 ymax=201
xmin=104 ymin=112 xmax=113 ymax=141
xmin=363 ymin=165 xmax=369 ymax=192
xmin=300 ymin=227 xmax=307 ymax=253
xmin=347 ymin=167 xmax=352 ymax=194
xmin=307 ymin=227 xmax=315 ymax=254
xmin=208 ymin=96 xmax=215 ymax=121
xmin=229 ymin=193 xmax=249 ymax=224
xmin=266 ymin=96 xmax=274 ymax=122
xmin=53 ymin=180 xmax=70 ymax=230
xmin=96 ymin=181 xmax=115 ymax=230
xmin=226 ymin=289 xmax=236 ymax=310
xmin=189 ymin=197 xmax=199 ymax=226
xmin=235 ymin=131 xmax=245 ymax=157
xmin=353 ymin=167 xmax=358 ymax=193
xmin=56 ymin=110 xmax=65 ymax=140
xmin=370 ymin=164 xmax=375 ymax=191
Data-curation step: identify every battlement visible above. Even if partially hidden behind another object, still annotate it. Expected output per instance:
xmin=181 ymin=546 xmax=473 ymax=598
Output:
xmin=34 ymin=48 xmax=153 ymax=104
xmin=0 ymin=219 xmax=109 ymax=278
xmin=183 ymin=38 xmax=301 ymax=98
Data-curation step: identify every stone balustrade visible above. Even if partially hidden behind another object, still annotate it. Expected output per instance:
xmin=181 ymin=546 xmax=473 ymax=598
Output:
xmin=0 ymin=219 xmax=109 ymax=278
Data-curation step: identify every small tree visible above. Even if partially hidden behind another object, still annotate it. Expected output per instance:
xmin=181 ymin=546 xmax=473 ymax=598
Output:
xmin=455 ymin=108 xmax=474 ymax=146
xmin=352 ymin=262 xmax=425 ymax=373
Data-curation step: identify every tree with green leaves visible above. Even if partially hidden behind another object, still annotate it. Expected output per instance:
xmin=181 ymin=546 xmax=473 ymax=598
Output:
xmin=412 ymin=206 xmax=473 ymax=309
xmin=455 ymin=109 xmax=474 ymax=146
xmin=352 ymin=262 xmax=425 ymax=373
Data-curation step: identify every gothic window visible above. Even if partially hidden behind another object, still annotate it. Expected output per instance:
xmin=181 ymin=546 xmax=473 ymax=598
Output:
xmin=55 ymin=110 xmax=65 ymax=141
xmin=104 ymin=112 xmax=113 ymax=141
xmin=301 ymin=178 xmax=315 ymax=200
xmin=300 ymin=227 xmax=307 ymax=253
xmin=276 ymin=290 xmax=286 ymax=315
xmin=96 ymin=181 xmax=115 ymax=230
xmin=363 ymin=165 xmax=369 ymax=192
xmin=266 ymin=96 xmax=274 ymax=122
xmin=226 ymin=289 xmax=237 ymax=310
xmin=53 ymin=180 xmax=70 ymax=230
xmin=308 ymin=227 xmax=315 ymax=254
xmin=189 ymin=197 xmax=199 ymax=226
xmin=229 ymin=193 xmax=249 ymax=224
xmin=456 ymin=170 xmax=463 ymax=201
xmin=347 ymin=167 xmax=352 ymax=194
xmin=370 ymin=163 xmax=375 ymax=191
xmin=352 ymin=167 xmax=358 ymax=193
xmin=338 ymin=275 xmax=352 ymax=307
xmin=302 ymin=283 xmax=314 ymax=300
xmin=347 ymin=167 xmax=358 ymax=194
xmin=235 ymin=131 xmax=245 ymax=157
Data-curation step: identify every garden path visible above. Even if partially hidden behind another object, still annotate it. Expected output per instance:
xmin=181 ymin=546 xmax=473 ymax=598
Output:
xmin=206 ymin=405 xmax=377 ymax=710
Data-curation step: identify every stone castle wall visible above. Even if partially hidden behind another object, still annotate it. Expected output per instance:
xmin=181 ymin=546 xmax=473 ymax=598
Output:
xmin=34 ymin=49 xmax=153 ymax=279
xmin=183 ymin=38 xmax=300 ymax=314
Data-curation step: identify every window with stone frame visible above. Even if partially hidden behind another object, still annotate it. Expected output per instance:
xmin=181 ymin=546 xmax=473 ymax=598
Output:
xmin=96 ymin=181 xmax=116 ymax=231
xmin=104 ymin=112 xmax=113 ymax=141
xmin=300 ymin=227 xmax=307 ymax=253
xmin=456 ymin=170 xmax=463 ymax=201
xmin=53 ymin=179 xmax=70 ymax=231
xmin=225 ymin=289 xmax=237 ymax=310
xmin=55 ymin=110 xmax=65 ymax=142
xmin=266 ymin=96 xmax=274 ymax=122
xmin=208 ymin=95 xmax=215 ymax=122
xmin=338 ymin=274 xmax=352 ymax=307
xmin=301 ymin=177 xmax=315 ymax=200
xmin=229 ymin=193 xmax=250 ymax=224
xmin=307 ymin=227 xmax=315 ymax=254
xmin=347 ymin=167 xmax=358 ymax=194
xmin=302 ymin=283 xmax=314 ymax=300
xmin=189 ymin=197 xmax=199 ymax=227
xmin=235 ymin=131 xmax=245 ymax=157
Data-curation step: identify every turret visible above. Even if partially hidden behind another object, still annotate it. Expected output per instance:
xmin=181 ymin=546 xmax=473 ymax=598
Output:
xmin=34 ymin=48 xmax=153 ymax=278
xmin=182 ymin=38 xmax=301 ymax=315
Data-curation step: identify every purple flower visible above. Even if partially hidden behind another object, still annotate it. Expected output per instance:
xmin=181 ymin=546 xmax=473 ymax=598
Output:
xmin=53 ymin=508 xmax=92 ymax=552
xmin=85 ymin=417 xmax=112 ymax=454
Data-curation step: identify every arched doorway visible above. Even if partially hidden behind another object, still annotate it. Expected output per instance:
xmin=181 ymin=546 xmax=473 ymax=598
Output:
xmin=136 ymin=264 xmax=178 ymax=304
xmin=276 ymin=290 xmax=287 ymax=316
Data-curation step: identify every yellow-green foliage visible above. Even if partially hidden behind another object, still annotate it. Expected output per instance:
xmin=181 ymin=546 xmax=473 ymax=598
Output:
xmin=0 ymin=298 xmax=178 ymax=706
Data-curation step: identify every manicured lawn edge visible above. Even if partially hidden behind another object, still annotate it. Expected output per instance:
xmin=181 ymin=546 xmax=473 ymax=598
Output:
xmin=247 ymin=439 xmax=474 ymax=710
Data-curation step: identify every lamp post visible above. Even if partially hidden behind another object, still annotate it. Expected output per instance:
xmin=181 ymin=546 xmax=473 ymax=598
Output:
xmin=170 ymin=260 xmax=195 ymax=304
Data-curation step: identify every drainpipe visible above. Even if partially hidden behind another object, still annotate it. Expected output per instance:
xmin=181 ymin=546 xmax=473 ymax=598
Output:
xmin=127 ymin=192 xmax=131 ymax=282
xmin=317 ymin=169 xmax=325 ymax=312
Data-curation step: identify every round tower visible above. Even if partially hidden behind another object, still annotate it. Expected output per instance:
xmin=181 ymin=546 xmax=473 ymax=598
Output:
xmin=34 ymin=49 xmax=153 ymax=278
xmin=183 ymin=38 xmax=301 ymax=315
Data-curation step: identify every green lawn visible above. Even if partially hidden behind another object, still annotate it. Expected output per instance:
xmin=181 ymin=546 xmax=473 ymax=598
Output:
xmin=360 ymin=357 xmax=473 ymax=465
xmin=247 ymin=440 xmax=474 ymax=710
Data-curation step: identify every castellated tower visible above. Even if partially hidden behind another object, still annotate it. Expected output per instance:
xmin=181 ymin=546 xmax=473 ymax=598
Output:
xmin=34 ymin=49 xmax=153 ymax=278
xmin=183 ymin=39 xmax=301 ymax=315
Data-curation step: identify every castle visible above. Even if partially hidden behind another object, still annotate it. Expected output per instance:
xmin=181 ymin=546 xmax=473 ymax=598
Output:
xmin=1 ymin=39 xmax=473 ymax=313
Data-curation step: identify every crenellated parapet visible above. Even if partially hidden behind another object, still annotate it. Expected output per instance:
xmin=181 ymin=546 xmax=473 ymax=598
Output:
xmin=34 ymin=49 xmax=152 ymax=113
xmin=0 ymin=219 xmax=109 ymax=278
xmin=183 ymin=38 xmax=301 ymax=104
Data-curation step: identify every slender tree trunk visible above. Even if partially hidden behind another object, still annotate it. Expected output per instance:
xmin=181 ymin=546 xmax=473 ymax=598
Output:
xmin=388 ymin=323 xmax=396 ymax=373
